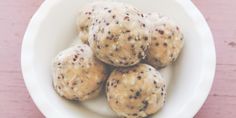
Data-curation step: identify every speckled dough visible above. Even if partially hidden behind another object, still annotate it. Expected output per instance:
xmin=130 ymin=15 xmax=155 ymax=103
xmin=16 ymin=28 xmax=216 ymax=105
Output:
xmin=106 ymin=64 xmax=166 ymax=118
xmin=88 ymin=3 xmax=151 ymax=67
xmin=76 ymin=1 xmax=119 ymax=44
xmin=52 ymin=43 xmax=107 ymax=101
xmin=145 ymin=13 xmax=184 ymax=69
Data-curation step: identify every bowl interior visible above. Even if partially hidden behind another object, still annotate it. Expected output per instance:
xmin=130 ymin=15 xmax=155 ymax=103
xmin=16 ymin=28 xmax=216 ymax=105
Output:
xmin=24 ymin=0 xmax=214 ymax=117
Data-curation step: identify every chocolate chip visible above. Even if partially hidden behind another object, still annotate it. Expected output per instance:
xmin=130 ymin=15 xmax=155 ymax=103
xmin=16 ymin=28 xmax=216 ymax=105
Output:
xmin=144 ymin=36 xmax=148 ymax=41
xmin=137 ymin=76 xmax=142 ymax=80
xmin=124 ymin=16 xmax=129 ymax=20
xmin=140 ymin=100 xmax=149 ymax=111
xmin=140 ymin=45 xmax=145 ymax=50
xmin=161 ymin=92 xmax=164 ymax=96
xmin=153 ymin=81 xmax=157 ymax=84
xmin=126 ymin=30 xmax=130 ymax=33
xmin=131 ymin=44 xmax=135 ymax=48
xmin=128 ymin=36 xmax=132 ymax=41
xmin=138 ymin=52 xmax=143 ymax=59
xmin=74 ymin=55 xmax=78 ymax=59
xmin=158 ymin=30 xmax=164 ymax=35
xmin=135 ymin=91 xmax=140 ymax=97
xmin=142 ymin=24 xmax=146 ymax=27
xmin=155 ymin=42 xmax=159 ymax=46
xmin=176 ymin=26 xmax=179 ymax=31
xmin=141 ymin=14 xmax=144 ymax=17
xmin=117 ymin=80 xmax=120 ymax=84
xmin=163 ymin=43 xmax=168 ymax=47
xmin=72 ymin=82 xmax=77 ymax=86
xmin=161 ymin=88 xmax=164 ymax=91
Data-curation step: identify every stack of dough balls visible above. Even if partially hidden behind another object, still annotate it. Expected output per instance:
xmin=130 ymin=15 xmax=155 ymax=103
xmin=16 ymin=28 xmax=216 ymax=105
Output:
xmin=52 ymin=1 xmax=184 ymax=118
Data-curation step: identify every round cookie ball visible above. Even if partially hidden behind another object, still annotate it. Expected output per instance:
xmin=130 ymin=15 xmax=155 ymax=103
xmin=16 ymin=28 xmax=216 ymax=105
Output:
xmin=88 ymin=4 xmax=150 ymax=67
xmin=52 ymin=43 xmax=107 ymax=101
xmin=145 ymin=13 xmax=184 ymax=69
xmin=106 ymin=64 xmax=166 ymax=118
xmin=76 ymin=1 xmax=120 ymax=44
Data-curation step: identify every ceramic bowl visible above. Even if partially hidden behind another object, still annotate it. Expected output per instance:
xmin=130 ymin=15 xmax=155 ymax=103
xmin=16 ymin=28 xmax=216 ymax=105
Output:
xmin=21 ymin=0 xmax=216 ymax=117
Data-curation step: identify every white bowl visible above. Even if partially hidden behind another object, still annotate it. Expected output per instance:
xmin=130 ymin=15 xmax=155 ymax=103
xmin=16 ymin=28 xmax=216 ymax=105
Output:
xmin=21 ymin=0 xmax=216 ymax=118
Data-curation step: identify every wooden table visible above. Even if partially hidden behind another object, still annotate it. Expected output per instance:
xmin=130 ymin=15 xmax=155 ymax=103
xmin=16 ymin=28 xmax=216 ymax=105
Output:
xmin=0 ymin=0 xmax=235 ymax=117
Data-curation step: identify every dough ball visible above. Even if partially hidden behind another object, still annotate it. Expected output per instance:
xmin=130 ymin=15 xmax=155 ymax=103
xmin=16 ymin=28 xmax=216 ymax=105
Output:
xmin=145 ymin=13 xmax=184 ymax=69
xmin=89 ymin=4 xmax=150 ymax=67
xmin=106 ymin=64 xmax=166 ymax=118
xmin=76 ymin=1 xmax=119 ymax=44
xmin=52 ymin=43 xmax=107 ymax=101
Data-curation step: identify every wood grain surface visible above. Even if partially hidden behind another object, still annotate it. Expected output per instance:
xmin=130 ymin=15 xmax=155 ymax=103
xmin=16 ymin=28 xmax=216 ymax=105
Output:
xmin=0 ymin=0 xmax=235 ymax=118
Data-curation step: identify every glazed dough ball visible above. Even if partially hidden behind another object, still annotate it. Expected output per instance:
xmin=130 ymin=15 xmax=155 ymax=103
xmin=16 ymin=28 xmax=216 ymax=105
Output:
xmin=106 ymin=64 xmax=166 ymax=118
xmin=145 ymin=13 xmax=184 ymax=69
xmin=88 ymin=4 xmax=150 ymax=67
xmin=76 ymin=1 xmax=119 ymax=44
xmin=52 ymin=43 xmax=107 ymax=101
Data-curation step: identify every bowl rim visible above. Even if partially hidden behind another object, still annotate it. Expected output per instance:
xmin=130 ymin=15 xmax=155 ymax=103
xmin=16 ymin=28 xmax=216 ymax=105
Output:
xmin=21 ymin=0 xmax=216 ymax=118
